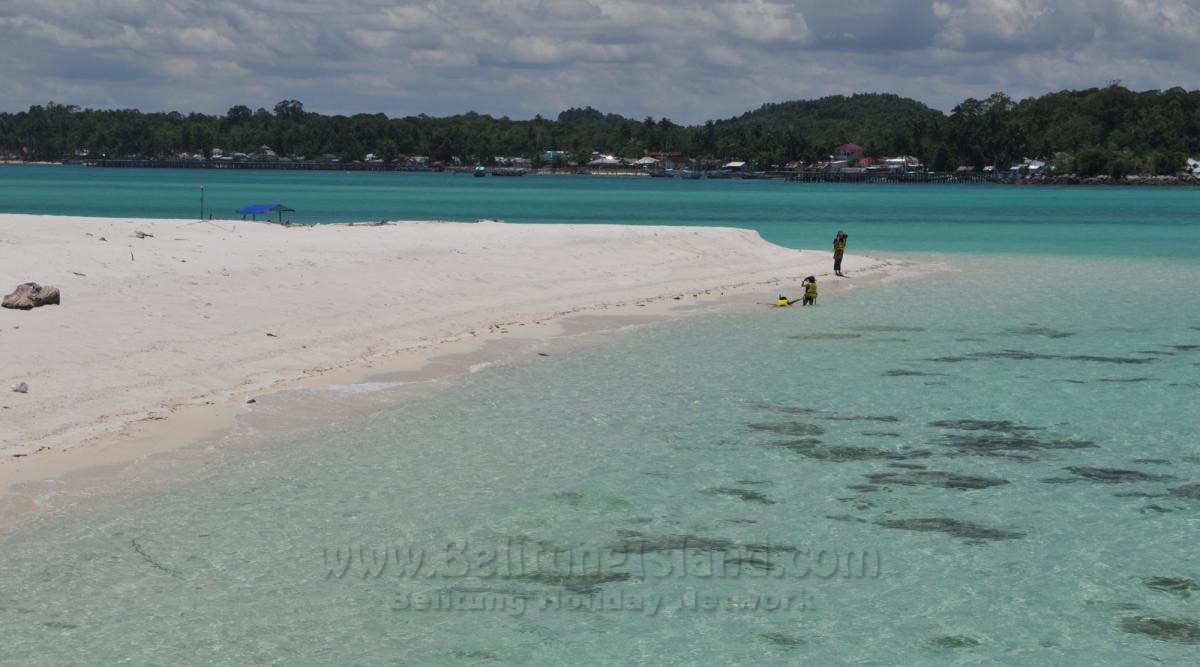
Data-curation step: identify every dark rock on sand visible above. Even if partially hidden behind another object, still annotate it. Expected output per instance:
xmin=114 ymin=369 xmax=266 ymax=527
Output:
xmin=1003 ymin=326 xmax=1075 ymax=338
xmin=766 ymin=439 xmax=931 ymax=462
xmin=451 ymin=649 xmax=501 ymax=661
xmin=761 ymin=438 xmax=822 ymax=452
xmin=928 ymin=419 xmax=1041 ymax=432
xmin=826 ymin=514 xmax=871 ymax=524
xmin=818 ymin=414 xmax=900 ymax=423
xmin=758 ymin=632 xmax=806 ymax=648
xmin=727 ymin=556 xmax=777 ymax=572
xmin=1119 ymin=616 xmax=1200 ymax=643
xmin=882 ymin=369 xmax=942 ymax=377
xmin=866 ymin=470 xmax=1010 ymax=490
xmin=607 ymin=533 xmax=737 ymax=553
xmin=925 ymin=349 xmax=1155 ymax=365
xmin=926 ymin=635 xmax=981 ymax=649
xmin=755 ymin=405 xmax=820 ymax=415
xmin=703 ymin=487 xmax=775 ymax=504
xmin=509 ymin=570 xmax=632 ymax=594
xmin=789 ymin=333 xmax=864 ymax=340
xmin=1084 ymin=600 xmax=1145 ymax=611
xmin=550 ymin=491 xmax=585 ymax=506
xmin=1061 ymin=467 xmax=1176 ymax=483
xmin=938 ymin=433 xmax=1095 ymax=454
xmin=757 ymin=404 xmax=900 ymax=422
xmin=1143 ymin=577 xmax=1200 ymax=599
xmin=747 ymin=421 xmax=825 ymax=436
xmin=875 ymin=517 xmax=1025 ymax=541
xmin=1167 ymin=484 xmax=1200 ymax=499
xmin=853 ymin=325 xmax=927 ymax=332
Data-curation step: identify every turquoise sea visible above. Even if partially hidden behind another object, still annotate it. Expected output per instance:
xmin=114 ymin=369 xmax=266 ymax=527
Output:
xmin=1 ymin=164 xmax=1197 ymax=256
xmin=1 ymin=166 xmax=1199 ymax=664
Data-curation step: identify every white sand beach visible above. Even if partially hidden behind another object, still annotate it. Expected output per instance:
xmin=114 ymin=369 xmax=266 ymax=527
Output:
xmin=0 ymin=214 xmax=888 ymax=505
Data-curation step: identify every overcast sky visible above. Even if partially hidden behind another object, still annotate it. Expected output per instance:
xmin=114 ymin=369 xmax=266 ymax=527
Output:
xmin=2 ymin=0 xmax=1198 ymax=123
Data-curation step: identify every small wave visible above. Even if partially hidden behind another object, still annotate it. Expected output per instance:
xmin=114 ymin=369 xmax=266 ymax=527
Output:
xmin=259 ymin=381 xmax=411 ymax=400
xmin=321 ymin=381 xmax=411 ymax=395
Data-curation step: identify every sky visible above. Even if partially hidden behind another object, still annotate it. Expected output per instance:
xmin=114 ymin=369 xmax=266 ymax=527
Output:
xmin=2 ymin=0 xmax=1198 ymax=124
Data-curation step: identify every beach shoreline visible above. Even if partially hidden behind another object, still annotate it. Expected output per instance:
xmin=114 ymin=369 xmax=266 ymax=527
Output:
xmin=0 ymin=213 xmax=901 ymax=528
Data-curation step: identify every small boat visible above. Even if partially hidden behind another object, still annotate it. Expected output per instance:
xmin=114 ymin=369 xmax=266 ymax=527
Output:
xmin=648 ymin=170 xmax=673 ymax=178
xmin=676 ymin=170 xmax=702 ymax=180
xmin=473 ymin=165 xmax=487 ymax=177
xmin=741 ymin=171 xmax=773 ymax=180
xmin=705 ymin=171 xmax=733 ymax=179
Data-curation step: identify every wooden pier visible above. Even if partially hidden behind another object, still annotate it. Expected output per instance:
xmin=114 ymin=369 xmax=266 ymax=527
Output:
xmin=80 ymin=159 xmax=434 ymax=172
xmin=783 ymin=170 xmax=1002 ymax=184
xmin=76 ymin=159 xmax=1004 ymax=184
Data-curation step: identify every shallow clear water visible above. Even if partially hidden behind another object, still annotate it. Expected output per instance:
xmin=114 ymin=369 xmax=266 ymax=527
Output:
xmin=3 ymin=170 xmax=1200 ymax=663
xmin=1 ymin=250 xmax=1198 ymax=664
xmin=2 ymin=164 xmax=1199 ymax=256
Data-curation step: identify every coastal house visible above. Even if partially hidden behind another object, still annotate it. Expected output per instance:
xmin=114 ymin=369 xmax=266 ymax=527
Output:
xmin=542 ymin=150 xmax=569 ymax=163
xmin=646 ymin=151 xmax=686 ymax=170
xmin=587 ymin=155 xmax=624 ymax=169
xmin=493 ymin=156 xmax=529 ymax=167
xmin=834 ymin=143 xmax=864 ymax=161
xmin=1009 ymin=158 xmax=1046 ymax=176
xmin=884 ymin=156 xmax=922 ymax=171
xmin=251 ymin=145 xmax=278 ymax=161
xmin=722 ymin=160 xmax=748 ymax=173
xmin=1186 ymin=158 xmax=1200 ymax=175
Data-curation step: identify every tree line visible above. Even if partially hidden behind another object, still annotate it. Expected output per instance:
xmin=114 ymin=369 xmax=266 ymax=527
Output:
xmin=1 ymin=84 xmax=1198 ymax=175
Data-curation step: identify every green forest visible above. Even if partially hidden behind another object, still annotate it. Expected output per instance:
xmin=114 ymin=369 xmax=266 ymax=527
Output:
xmin=2 ymin=84 xmax=1198 ymax=176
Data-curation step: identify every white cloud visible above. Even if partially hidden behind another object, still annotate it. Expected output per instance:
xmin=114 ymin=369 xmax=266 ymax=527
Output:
xmin=720 ymin=0 xmax=810 ymax=45
xmin=0 ymin=0 xmax=1198 ymax=122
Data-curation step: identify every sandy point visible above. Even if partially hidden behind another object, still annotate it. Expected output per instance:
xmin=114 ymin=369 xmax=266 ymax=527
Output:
xmin=0 ymin=213 xmax=901 ymax=526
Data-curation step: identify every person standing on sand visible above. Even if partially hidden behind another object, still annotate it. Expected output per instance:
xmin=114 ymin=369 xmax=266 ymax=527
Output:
xmin=833 ymin=231 xmax=847 ymax=276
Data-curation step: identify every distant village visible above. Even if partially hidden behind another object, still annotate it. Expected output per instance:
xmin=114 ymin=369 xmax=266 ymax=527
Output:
xmin=15 ymin=141 xmax=1200 ymax=182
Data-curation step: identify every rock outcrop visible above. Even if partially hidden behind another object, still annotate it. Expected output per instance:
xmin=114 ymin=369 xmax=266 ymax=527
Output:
xmin=2 ymin=282 xmax=61 ymax=309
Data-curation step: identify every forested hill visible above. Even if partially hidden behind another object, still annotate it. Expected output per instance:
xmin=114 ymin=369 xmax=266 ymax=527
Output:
xmin=720 ymin=93 xmax=944 ymax=149
xmin=2 ymin=85 xmax=1199 ymax=175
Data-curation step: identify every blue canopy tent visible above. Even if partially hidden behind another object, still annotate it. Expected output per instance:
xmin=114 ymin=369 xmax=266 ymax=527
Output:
xmin=237 ymin=203 xmax=295 ymax=222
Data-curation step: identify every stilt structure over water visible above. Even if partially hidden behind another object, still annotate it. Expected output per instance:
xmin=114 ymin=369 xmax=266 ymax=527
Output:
xmin=783 ymin=170 xmax=1002 ymax=184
